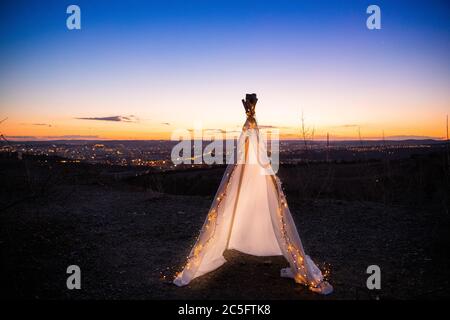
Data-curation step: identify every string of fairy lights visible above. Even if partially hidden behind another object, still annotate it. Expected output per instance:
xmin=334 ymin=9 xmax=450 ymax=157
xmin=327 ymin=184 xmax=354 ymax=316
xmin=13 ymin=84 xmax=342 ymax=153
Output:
xmin=271 ymin=174 xmax=322 ymax=290
xmin=174 ymin=143 xmax=242 ymax=279
xmin=172 ymin=116 xmax=330 ymax=292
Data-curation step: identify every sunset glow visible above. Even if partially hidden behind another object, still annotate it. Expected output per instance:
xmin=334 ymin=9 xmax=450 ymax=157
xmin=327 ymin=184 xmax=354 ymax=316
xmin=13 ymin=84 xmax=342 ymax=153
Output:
xmin=1 ymin=0 xmax=449 ymax=141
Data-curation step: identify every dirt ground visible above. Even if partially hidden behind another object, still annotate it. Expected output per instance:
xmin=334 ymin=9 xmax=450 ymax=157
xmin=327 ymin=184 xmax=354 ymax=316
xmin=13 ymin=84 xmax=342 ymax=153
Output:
xmin=1 ymin=182 xmax=449 ymax=300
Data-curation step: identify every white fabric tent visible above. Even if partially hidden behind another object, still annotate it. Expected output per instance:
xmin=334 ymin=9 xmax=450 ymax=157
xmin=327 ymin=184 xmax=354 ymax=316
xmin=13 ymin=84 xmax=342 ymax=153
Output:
xmin=174 ymin=94 xmax=332 ymax=295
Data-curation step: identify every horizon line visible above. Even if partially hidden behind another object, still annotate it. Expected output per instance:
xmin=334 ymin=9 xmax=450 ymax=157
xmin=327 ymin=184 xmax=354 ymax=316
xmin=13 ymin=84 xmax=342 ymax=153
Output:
xmin=2 ymin=138 xmax=448 ymax=143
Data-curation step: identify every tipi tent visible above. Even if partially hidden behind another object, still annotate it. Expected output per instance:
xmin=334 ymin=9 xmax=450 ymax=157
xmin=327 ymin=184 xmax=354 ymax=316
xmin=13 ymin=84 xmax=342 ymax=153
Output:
xmin=174 ymin=94 xmax=333 ymax=295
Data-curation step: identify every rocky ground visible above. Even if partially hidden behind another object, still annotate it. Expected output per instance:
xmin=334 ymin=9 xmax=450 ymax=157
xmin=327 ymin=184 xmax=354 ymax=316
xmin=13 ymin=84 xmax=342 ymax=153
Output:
xmin=1 ymin=181 xmax=449 ymax=300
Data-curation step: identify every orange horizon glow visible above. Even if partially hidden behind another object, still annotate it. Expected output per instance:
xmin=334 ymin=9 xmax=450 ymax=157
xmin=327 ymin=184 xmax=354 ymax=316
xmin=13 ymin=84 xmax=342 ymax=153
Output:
xmin=1 ymin=113 xmax=447 ymax=141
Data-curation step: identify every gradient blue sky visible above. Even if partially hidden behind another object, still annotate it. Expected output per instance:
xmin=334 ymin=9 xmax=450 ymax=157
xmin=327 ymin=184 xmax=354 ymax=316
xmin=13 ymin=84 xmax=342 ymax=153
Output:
xmin=0 ymin=0 xmax=449 ymax=140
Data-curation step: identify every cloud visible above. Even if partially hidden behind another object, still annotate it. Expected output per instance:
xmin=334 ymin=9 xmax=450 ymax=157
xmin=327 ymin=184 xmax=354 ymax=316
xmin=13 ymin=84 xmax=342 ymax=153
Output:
xmin=33 ymin=123 xmax=52 ymax=127
xmin=75 ymin=115 xmax=139 ymax=123
xmin=4 ymin=135 xmax=100 ymax=141
xmin=44 ymin=135 xmax=99 ymax=139
xmin=204 ymin=128 xmax=226 ymax=133
xmin=258 ymin=125 xmax=292 ymax=130
xmin=333 ymin=124 xmax=359 ymax=128
xmin=5 ymin=135 xmax=37 ymax=139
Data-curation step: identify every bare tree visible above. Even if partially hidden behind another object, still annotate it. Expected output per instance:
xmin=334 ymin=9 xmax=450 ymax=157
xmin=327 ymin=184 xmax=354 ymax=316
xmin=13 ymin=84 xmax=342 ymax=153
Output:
xmin=358 ymin=126 xmax=363 ymax=147
xmin=326 ymin=132 xmax=330 ymax=162
xmin=300 ymin=111 xmax=315 ymax=151
xmin=0 ymin=117 xmax=11 ymax=147
xmin=300 ymin=110 xmax=309 ymax=150
xmin=446 ymin=114 xmax=449 ymax=168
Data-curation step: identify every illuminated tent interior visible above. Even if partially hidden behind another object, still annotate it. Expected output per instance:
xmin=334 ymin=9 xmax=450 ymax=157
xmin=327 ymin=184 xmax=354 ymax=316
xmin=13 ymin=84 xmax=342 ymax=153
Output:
xmin=174 ymin=94 xmax=333 ymax=295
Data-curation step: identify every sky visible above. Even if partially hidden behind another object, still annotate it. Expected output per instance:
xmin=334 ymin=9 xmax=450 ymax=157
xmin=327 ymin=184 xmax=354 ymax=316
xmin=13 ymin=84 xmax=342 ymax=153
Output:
xmin=0 ymin=0 xmax=449 ymax=140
